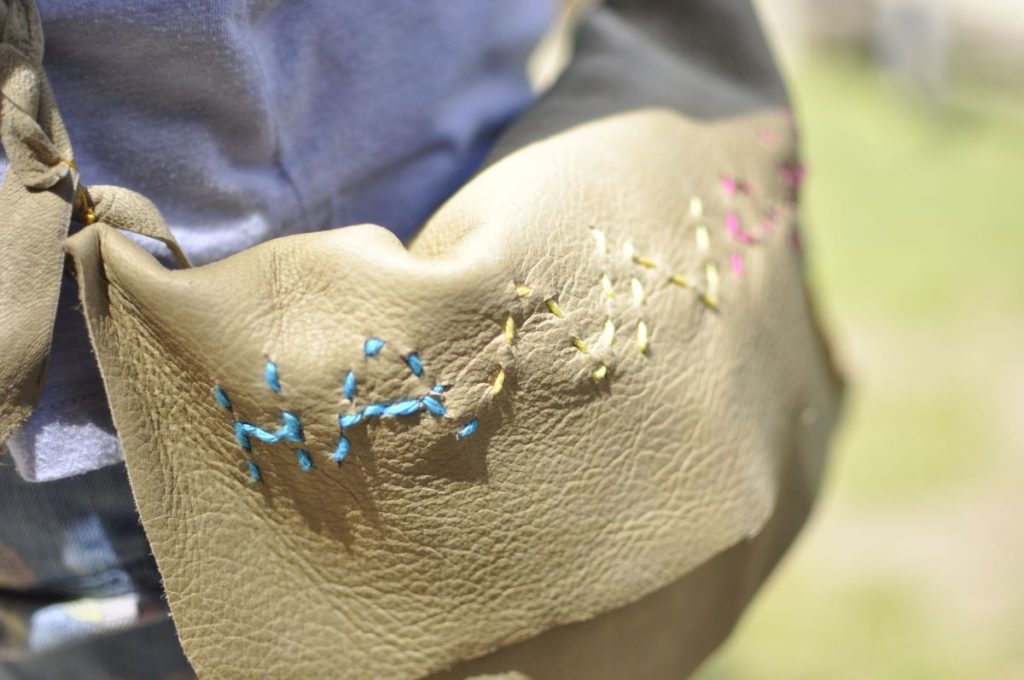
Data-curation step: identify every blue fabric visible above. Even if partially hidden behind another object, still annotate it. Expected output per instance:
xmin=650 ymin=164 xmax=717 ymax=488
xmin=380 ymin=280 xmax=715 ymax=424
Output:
xmin=2 ymin=0 xmax=554 ymax=481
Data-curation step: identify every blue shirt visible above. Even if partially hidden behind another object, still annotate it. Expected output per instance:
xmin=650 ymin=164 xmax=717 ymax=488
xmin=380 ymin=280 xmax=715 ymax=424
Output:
xmin=2 ymin=0 xmax=554 ymax=480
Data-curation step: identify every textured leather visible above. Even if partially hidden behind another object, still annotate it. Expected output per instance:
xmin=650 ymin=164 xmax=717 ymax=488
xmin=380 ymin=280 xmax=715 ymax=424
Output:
xmin=0 ymin=0 xmax=844 ymax=677
xmin=0 ymin=0 xmax=79 ymax=441
xmin=66 ymin=108 xmax=842 ymax=679
xmin=427 ymin=401 xmax=827 ymax=680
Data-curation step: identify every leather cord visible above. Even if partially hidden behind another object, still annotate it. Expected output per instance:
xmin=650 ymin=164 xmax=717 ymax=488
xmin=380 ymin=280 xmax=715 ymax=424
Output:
xmin=0 ymin=0 xmax=189 ymax=442
xmin=0 ymin=0 xmax=79 ymax=441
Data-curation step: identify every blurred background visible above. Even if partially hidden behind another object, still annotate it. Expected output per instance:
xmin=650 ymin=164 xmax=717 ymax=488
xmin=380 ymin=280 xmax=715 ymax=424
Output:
xmin=697 ymin=1 xmax=1024 ymax=677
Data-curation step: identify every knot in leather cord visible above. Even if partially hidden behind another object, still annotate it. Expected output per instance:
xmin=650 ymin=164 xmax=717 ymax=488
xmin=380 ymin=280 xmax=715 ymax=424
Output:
xmin=65 ymin=160 xmax=98 ymax=225
xmin=0 ymin=0 xmax=81 ymax=441
xmin=88 ymin=185 xmax=192 ymax=268
xmin=0 ymin=0 xmax=189 ymax=442
xmin=0 ymin=0 xmax=74 ymax=189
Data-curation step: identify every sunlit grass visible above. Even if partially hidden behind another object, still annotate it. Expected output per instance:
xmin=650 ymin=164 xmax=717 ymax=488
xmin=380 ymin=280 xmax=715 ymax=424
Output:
xmin=837 ymin=385 xmax=995 ymax=503
xmin=802 ymin=56 xmax=1024 ymax=321
xmin=699 ymin=565 xmax=1001 ymax=680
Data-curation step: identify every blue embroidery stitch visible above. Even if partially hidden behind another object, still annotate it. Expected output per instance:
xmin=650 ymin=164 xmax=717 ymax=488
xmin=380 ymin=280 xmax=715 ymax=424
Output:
xmin=236 ymin=411 xmax=304 ymax=445
xmin=328 ymin=339 xmax=458 ymax=467
xmin=405 ymin=352 xmax=424 ymax=377
xmin=422 ymin=395 xmax=447 ymax=417
xmin=217 ymin=340 xmax=474 ymax=482
xmin=332 ymin=435 xmax=350 ymax=463
xmin=456 ymin=418 xmax=479 ymax=439
xmin=362 ymin=403 xmax=387 ymax=418
xmin=216 ymin=385 xmax=310 ymax=482
xmin=265 ymin=361 xmax=282 ymax=393
xmin=234 ymin=421 xmax=252 ymax=452
xmin=383 ymin=399 xmax=423 ymax=417
xmin=339 ymin=413 xmax=363 ymax=429
xmin=364 ymin=338 xmax=385 ymax=357
xmin=296 ymin=449 xmax=314 ymax=472
xmin=213 ymin=386 xmax=233 ymax=410
xmin=344 ymin=370 xmax=357 ymax=401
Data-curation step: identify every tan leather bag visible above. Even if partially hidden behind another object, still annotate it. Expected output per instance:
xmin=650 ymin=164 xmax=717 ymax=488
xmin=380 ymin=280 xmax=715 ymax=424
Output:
xmin=2 ymin=1 xmax=843 ymax=678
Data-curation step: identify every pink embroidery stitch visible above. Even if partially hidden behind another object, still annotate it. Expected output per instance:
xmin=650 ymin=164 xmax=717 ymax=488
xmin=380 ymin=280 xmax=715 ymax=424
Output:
xmin=720 ymin=176 xmax=752 ymax=197
xmin=725 ymin=211 xmax=756 ymax=244
xmin=730 ymin=253 xmax=745 ymax=276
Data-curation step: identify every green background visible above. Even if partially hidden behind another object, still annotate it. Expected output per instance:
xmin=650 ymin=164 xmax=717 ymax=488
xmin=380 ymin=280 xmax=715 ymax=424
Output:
xmin=696 ymin=54 xmax=1024 ymax=679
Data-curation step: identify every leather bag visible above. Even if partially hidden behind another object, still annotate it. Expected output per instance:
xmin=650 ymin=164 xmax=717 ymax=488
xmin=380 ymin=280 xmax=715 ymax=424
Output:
xmin=2 ymin=1 xmax=844 ymax=677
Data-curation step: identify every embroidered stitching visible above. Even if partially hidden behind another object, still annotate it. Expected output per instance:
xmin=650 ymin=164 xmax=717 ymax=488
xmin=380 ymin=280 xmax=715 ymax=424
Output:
xmin=213 ymin=131 xmax=800 ymax=481
xmin=264 ymin=360 xmax=282 ymax=393
xmin=335 ymin=342 xmax=465 ymax=465
xmin=343 ymin=370 xmax=357 ymax=401
xmin=213 ymin=382 xmax=309 ymax=482
xmin=456 ymin=418 xmax=479 ymax=440
xmin=364 ymin=337 xmax=385 ymax=357
xmin=215 ymin=340 xmax=480 ymax=480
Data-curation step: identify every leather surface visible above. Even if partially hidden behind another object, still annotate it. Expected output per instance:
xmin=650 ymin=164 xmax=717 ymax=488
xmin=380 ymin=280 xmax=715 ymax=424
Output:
xmin=0 ymin=0 xmax=78 ymax=441
xmin=68 ymin=104 xmax=841 ymax=678
xmin=50 ymin=1 xmax=845 ymax=678
xmin=429 ymin=381 xmax=828 ymax=680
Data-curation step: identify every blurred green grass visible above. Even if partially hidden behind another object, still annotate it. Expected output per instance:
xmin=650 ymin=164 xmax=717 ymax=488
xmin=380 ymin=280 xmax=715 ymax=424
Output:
xmin=695 ymin=55 xmax=1024 ymax=679
xmin=803 ymin=58 xmax=1024 ymax=321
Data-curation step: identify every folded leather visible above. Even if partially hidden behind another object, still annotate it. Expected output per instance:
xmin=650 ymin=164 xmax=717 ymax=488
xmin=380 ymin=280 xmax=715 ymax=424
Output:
xmin=0 ymin=0 xmax=79 ymax=441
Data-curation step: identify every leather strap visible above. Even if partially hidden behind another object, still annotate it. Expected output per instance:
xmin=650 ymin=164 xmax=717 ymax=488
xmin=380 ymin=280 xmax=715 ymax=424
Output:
xmin=89 ymin=185 xmax=192 ymax=269
xmin=0 ymin=0 xmax=189 ymax=442
xmin=0 ymin=0 xmax=78 ymax=441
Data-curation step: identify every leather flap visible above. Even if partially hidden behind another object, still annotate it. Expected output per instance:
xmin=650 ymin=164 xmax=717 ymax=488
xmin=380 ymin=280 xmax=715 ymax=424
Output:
xmin=67 ymin=108 xmax=842 ymax=679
